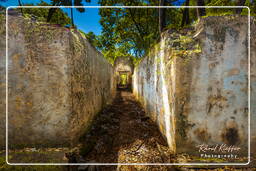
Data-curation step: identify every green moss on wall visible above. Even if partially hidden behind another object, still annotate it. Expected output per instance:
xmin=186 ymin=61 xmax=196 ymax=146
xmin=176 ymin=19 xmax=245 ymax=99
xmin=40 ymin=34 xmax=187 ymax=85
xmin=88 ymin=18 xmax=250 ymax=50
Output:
xmin=24 ymin=21 xmax=56 ymax=43
xmin=0 ymin=15 xmax=5 ymax=35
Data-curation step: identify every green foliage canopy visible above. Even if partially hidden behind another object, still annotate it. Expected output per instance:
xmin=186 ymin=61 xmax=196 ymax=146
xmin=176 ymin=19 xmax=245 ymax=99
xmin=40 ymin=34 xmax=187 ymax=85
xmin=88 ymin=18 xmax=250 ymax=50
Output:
xmin=97 ymin=0 xmax=183 ymax=63
xmin=22 ymin=1 xmax=71 ymax=26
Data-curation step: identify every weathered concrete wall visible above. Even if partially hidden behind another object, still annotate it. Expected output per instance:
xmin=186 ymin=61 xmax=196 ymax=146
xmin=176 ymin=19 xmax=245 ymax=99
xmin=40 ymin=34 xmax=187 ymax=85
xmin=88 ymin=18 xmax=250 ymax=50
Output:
xmin=251 ymin=18 xmax=256 ymax=155
xmin=133 ymin=16 xmax=254 ymax=156
xmin=0 ymin=15 xmax=115 ymax=148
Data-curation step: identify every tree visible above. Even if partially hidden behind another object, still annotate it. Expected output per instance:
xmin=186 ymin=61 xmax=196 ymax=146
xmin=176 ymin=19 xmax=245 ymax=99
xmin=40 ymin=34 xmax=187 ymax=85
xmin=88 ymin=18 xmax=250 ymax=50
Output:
xmin=46 ymin=1 xmax=60 ymax=22
xmin=97 ymin=0 xmax=255 ymax=63
xmin=197 ymin=0 xmax=206 ymax=17
xmin=80 ymin=31 xmax=103 ymax=50
xmin=0 ymin=0 xmax=6 ymax=14
xmin=98 ymin=0 xmax=159 ymax=60
xmin=181 ymin=0 xmax=190 ymax=27
xmin=69 ymin=0 xmax=87 ymax=27
xmin=17 ymin=0 xmax=23 ymax=15
xmin=235 ymin=0 xmax=246 ymax=14
xmin=245 ymin=0 xmax=256 ymax=16
xmin=47 ymin=0 xmax=88 ymax=27
xmin=97 ymin=0 xmax=185 ymax=62
xmin=159 ymin=0 xmax=166 ymax=33
xmin=22 ymin=1 xmax=71 ymax=26
xmin=70 ymin=0 xmax=74 ymax=26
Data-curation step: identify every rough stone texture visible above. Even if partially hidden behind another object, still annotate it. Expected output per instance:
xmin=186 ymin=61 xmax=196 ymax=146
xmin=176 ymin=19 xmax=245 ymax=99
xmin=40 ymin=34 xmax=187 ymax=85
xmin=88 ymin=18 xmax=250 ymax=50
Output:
xmin=251 ymin=18 xmax=256 ymax=155
xmin=0 ymin=15 xmax=6 ymax=149
xmin=133 ymin=16 xmax=254 ymax=157
xmin=0 ymin=15 xmax=115 ymax=148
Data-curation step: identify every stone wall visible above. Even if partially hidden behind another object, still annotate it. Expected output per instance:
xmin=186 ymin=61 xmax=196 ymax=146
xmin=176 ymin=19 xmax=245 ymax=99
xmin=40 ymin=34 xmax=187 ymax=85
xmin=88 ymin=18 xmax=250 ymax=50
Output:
xmin=0 ymin=14 xmax=6 ymax=149
xmin=133 ymin=16 xmax=254 ymax=157
xmin=0 ymin=15 xmax=115 ymax=148
xmin=251 ymin=18 xmax=256 ymax=155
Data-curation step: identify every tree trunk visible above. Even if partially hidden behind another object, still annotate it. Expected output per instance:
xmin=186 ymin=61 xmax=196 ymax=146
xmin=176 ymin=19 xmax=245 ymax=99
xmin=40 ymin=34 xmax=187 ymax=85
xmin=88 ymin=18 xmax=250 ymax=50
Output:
xmin=181 ymin=0 xmax=190 ymax=27
xmin=147 ymin=7 xmax=150 ymax=49
xmin=197 ymin=0 xmax=206 ymax=17
xmin=47 ymin=8 xmax=57 ymax=22
xmin=159 ymin=0 xmax=166 ymax=33
xmin=127 ymin=8 xmax=145 ymax=41
xmin=17 ymin=0 xmax=23 ymax=15
xmin=71 ymin=8 xmax=74 ymax=27
xmin=236 ymin=0 xmax=246 ymax=14
xmin=47 ymin=1 xmax=59 ymax=22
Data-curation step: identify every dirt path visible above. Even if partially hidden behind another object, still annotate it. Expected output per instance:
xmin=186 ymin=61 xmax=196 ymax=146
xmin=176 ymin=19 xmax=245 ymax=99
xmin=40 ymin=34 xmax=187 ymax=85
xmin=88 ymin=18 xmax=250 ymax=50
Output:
xmin=4 ymin=90 xmax=255 ymax=170
xmin=79 ymin=90 xmax=173 ymax=170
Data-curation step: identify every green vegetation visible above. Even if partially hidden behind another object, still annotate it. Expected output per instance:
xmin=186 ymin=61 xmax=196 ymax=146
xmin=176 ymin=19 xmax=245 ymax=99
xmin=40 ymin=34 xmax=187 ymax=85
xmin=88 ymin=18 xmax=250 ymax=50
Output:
xmin=4 ymin=0 xmax=255 ymax=63
xmin=13 ymin=0 xmax=91 ymax=27
xmin=98 ymin=0 xmax=161 ymax=62
xmin=0 ymin=156 xmax=63 ymax=171
xmin=0 ymin=15 xmax=5 ymax=35
xmin=46 ymin=0 xmax=88 ymax=27
xmin=120 ymin=74 xmax=128 ymax=85
xmin=22 ymin=1 xmax=71 ymax=26
xmin=91 ymin=0 xmax=255 ymax=63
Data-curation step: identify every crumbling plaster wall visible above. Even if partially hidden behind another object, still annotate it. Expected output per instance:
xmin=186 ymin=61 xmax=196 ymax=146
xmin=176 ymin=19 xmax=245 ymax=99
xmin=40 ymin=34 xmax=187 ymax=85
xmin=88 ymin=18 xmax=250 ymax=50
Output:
xmin=133 ymin=16 xmax=254 ymax=156
xmin=0 ymin=15 xmax=116 ymax=148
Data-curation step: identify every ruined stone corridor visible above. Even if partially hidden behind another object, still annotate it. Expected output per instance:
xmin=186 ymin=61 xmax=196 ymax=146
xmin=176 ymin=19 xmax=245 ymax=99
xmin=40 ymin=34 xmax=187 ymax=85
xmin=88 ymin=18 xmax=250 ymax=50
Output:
xmin=78 ymin=90 xmax=172 ymax=168
xmin=1 ymin=13 xmax=256 ymax=170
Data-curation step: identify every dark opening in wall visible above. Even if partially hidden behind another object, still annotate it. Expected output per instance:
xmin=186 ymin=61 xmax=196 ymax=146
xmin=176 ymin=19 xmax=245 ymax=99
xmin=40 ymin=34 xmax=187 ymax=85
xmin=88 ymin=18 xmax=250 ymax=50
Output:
xmin=119 ymin=72 xmax=128 ymax=86
xmin=114 ymin=56 xmax=134 ymax=91
xmin=117 ymin=71 xmax=132 ymax=90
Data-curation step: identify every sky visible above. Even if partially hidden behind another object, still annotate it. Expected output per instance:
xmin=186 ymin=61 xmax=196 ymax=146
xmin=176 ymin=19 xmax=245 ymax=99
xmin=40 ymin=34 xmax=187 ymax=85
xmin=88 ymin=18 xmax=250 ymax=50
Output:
xmin=1 ymin=0 xmax=102 ymax=35
xmin=0 ymin=0 xmax=186 ymax=35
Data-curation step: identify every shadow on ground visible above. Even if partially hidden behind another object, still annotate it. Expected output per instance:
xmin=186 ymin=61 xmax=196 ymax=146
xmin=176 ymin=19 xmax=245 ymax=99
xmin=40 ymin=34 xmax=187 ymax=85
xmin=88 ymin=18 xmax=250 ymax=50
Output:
xmin=2 ymin=90 xmax=255 ymax=170
xmin=77 ymin=89 xmax=174 ymax=170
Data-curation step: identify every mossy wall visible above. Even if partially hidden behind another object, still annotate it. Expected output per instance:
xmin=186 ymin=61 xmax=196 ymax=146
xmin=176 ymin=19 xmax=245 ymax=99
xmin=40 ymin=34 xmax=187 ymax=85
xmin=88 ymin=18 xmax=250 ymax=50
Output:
xmin=0 ymin=15 xmax=116 ymax=149
xmin=133 ymin=16 xmax=253 ymax=158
